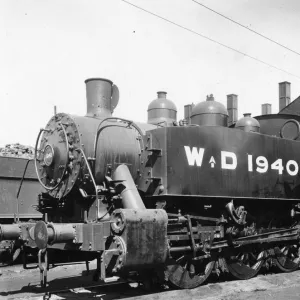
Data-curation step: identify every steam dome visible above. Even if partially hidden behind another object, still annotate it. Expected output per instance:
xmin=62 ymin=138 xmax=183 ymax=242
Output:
xmin=147 ymin=91 xmax=177 ymax=126
xmin=191 ymin=95 xmax=228 ymax=127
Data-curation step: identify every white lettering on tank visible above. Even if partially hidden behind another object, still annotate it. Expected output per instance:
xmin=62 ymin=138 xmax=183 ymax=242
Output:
xmin=248 ymin=154 xmax=253 ymax=172
xmin=184 ymin=146 xmax=205 ymax=167
xmin=221 ymin=151 xmax=237 ymax=170
xmin=286 ymin=160 xmax=299 ymax=176
xmin=209 ymin=156 xmax=216 ymax=168
xmin=271 ymin=159 xmax=284 ymax=175
xmin=256 ymin=156 xmax=268 ymax=173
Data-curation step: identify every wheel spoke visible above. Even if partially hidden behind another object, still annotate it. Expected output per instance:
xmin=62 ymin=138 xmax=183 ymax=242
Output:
xmin=283 ymin=248 xmax=289 ymax=256
xmin=166 ymin=255 xmax=215 ymax=289
xmin=274 ymin=245 xmax=300 ymax=272
xmin=225 ymin=249 xmax=265 ymax=280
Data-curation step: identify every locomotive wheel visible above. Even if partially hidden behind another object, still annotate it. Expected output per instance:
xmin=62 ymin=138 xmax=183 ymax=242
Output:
xmin=273 ymin=244 xmax=300 ymax=272
xmin=166 ymin=254 xmax=215 ymax=289
xmin=224 ymin=248 xmax=265 ymax=280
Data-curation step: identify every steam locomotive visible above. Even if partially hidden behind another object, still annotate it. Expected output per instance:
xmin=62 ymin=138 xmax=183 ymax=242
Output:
xmin=1 ymin=78 xmax=300 ymax=289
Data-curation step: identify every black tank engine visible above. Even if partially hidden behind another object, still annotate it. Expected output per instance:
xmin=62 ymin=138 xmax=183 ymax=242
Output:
xmin=2 ymin=78 xmax=300 ymax=289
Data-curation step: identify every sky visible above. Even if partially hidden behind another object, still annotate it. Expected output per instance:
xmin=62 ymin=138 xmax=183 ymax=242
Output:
xmin=1 ymin=0 xmax=300 ymax=147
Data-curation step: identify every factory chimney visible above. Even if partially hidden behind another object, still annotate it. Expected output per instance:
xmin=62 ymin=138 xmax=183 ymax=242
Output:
xmin=85 ymin=78 xmax=119 ymax=118
xmin=261 ymin=103 xmax=272 ymax=115
xmin=227 ymin=94 xmax=238 ymax=126
xmin=279 ymin=81 xmax=291 ymax=111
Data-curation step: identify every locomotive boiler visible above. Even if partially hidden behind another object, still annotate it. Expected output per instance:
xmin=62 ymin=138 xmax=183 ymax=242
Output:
xmin=2 ymin=78 xmax=300 ymax=290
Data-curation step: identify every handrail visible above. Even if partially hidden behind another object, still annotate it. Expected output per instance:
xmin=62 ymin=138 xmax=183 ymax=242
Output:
xmin=16 ymin=159 xmax=32 ymax=199
xmin=15 ymin=158 xmax=32 ymax=222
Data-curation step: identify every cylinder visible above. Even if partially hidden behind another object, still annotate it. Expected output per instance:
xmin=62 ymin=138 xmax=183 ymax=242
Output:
xmin=110 ymin=208 xmax=168 ymax=268
xmin=113 ymin=164 xmax=146 ymax=210
xmin=0 ymin=224 xmax=21 ymax=241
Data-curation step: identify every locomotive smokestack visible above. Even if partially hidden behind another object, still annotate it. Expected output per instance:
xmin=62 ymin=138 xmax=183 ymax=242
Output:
xmin=85 ymin=78 xmax=119 ymax=118
xmin=261 ymin=103 xmax=272 ymax=115
xmin=279 ymin=81 xmax=291 ymax=111
xmin=227 ymin=94 xmax=238 ymax=126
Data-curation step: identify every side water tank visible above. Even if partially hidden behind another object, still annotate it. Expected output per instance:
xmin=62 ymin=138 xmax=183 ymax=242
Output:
xmin=191 ymin=94 xmax=228 ymax=126
xmin=235 ymin=113 xmax=260 ymax=132
xmin=147 ymin=91 xmax=177 ymax=126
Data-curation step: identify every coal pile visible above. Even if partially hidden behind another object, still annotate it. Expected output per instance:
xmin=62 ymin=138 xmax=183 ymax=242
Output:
xmin=0 ymin=143 xmax=34 ymax=159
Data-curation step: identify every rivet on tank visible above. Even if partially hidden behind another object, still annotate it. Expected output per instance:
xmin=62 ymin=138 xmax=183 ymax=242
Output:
xmin=190 ymin=94 xmax=229 ymax=126
xmin=235 ymin=113 xmax=261 ymax=133
xmin=147 ymin=91 xmax=177 ymax=126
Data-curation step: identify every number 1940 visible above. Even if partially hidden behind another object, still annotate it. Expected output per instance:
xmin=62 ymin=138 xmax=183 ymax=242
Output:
xmin=248 ymin=155 xmax=299 ymax=176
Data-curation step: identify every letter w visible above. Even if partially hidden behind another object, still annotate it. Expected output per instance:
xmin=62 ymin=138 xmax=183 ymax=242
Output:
xmin=184 ymin=146 xmax=205 ymax=166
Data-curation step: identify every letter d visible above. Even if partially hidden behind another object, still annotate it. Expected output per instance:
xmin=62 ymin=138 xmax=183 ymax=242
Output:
xmin=221 ymin=151 xmax=237 ymax=170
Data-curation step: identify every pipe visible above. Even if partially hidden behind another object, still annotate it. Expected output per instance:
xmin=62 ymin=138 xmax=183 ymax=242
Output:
xmin=113 ymin=164 xmax=146 ymax=210
xmin=0 ymin=224 xmax=21 ymax=241
xmin=227 ymin=94 xmax=238 ymax=126
xmin=184 ymin=104 xmax=194 ymax=125
xmin=279 ymin=81 xmax=291 ymax=111
xmin=261 ymin=103 xmax=272 ymax=115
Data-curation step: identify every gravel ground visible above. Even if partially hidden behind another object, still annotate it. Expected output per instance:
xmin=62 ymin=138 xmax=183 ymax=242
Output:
xmin=2 ymin=262 xmax=300 ymax=300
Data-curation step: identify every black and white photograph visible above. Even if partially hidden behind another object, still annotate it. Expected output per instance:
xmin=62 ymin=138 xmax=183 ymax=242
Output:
xmin=1 ymin=1 xmax=300 ymax=299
